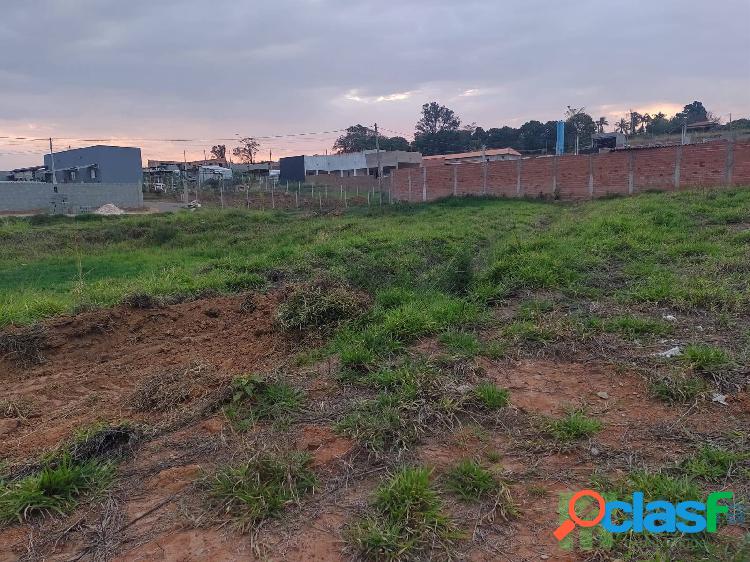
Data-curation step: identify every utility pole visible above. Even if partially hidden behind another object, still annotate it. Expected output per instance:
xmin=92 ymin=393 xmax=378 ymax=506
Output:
xmin=48 ymin=138 xmax=58 ymax=191
xmin=375 ymin=123 xmax=382 ymax=202
xmin=182 ymin=150 xmax=188 ymax=204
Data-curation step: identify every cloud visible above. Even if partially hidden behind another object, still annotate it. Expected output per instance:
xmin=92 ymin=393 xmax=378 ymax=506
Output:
xmin=344 ymin=89 xmax=416 ymax=104
xmin=0 ymin=0 xmax=748 ymax=167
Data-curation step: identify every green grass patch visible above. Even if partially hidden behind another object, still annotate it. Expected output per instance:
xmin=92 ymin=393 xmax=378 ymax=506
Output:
xmin=588 ymin=314 xmax=673 ymax=339
xmin=682 ymin=344 xmax=732 ymax=372
xmin=348 ymin=466 xmax=460 ymax=561
xmin=438 ymin=330 xmax=481 ymax=357
xmin=208 ymin=451 xmax=316 ymax=530
xmin=471 ymin=382 xmax=510 ymax=410
xmin=0 ymin=454 xmax=114 ymax=524
xmin=679 ymin=446 xmax=749 ymax=481
xmin=225 ymin=375 xmax=303 ymax=430
xmin=544 ymin=410 xmax=603 ymax=442
xmin=444 ymin=460 xmax=497 ymax=501
xmin=650 ymin=373 xmax=707 ymax=403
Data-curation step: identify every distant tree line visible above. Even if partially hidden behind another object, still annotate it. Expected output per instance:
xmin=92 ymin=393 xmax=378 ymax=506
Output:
xmin=332 ymin=100 xmax=749 ymax=157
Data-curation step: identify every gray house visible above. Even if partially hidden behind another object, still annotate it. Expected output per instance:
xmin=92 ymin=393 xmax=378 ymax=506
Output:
xmin=1 ymin=145 xmax=144 ymax=214
xmin=44 ymin=145 xmax=143 ymax=184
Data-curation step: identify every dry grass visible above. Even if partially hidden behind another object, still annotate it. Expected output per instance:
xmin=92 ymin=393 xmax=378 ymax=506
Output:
xmin=127 ymin=362 xmax=219 ymax=412
xmin=0 ymin=325 xmax=47 ymax=367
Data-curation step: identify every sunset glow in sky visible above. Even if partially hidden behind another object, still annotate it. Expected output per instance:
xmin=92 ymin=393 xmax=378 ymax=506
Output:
xmin=1 ymin=0 xmax=749 ymax=168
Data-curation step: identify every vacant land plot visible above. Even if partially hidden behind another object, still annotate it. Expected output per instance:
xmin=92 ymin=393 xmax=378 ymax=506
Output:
xmin=1 ymin=189 xmax=748 ymax=561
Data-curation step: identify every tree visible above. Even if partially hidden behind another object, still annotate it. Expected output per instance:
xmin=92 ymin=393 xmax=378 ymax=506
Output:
xmin=596 ymin=117 xmax=609 ymax=134
xmin=614 ymin=118 xmax=630 ymax=134
xmin=333 ymin=125 xmax=411 ymax=153
xmin=518 ymin=120 xmax=547 ymax=152
xmin=675 ymin=101 xmax=709 ymax=125
xmin=210 ymin=144 xmax=226 ymax=160
xmin=646 ymin=112 xmax=671 ymax=135
xmin=333 ymin=125 xmax=374 ymax=153
xmin=232 ymin=137 xmax=260 ymax=164
xmin=415 ymin=102 xmax=461 ymax=136
xmin=413 ymin=102 xmax=464 ymax=155
xmin=565 ymin=108 xmax=596 ymax=152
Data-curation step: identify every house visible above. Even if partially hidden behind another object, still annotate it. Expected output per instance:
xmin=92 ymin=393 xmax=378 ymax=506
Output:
xmin=1 ymin=145 xmax=144 ymax=214
xmin=592 ymin=132 xmax=626 ymax=152
xmin=44 ymin=145 xmax=142 ymax=184
xmin=279 ymin=150 xmax=421 ymax=183
xmin=422 ymin=148 xmax=522 ymax=166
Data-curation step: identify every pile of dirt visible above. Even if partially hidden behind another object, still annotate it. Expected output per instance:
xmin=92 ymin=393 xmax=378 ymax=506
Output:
xmin=94 ymin=203 xmax=125 ymax=215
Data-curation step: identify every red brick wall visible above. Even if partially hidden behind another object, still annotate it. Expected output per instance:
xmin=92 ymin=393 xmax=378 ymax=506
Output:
xmin=390 ymin=139 xmax=750 ymax=202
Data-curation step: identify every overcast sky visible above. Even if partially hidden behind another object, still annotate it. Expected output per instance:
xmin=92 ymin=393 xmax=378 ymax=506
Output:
xmin=1 ymin=0 xmax=749 ymax=168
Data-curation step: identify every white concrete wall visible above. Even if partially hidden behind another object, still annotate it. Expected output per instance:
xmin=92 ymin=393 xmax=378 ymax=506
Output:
xmin=304 ymin=153 xmax=367 ymax=173
xmin=0 ymin=182 xmax=143 ymax=214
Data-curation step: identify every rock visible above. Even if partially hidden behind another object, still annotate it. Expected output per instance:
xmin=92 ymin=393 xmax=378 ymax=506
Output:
xmin=597 ymin=391 xmax=609 ymax=400
xmin=655 ymin=346 xmax=682 ymax=358
xmin=711 ymin=393 xmax=728 ymax=406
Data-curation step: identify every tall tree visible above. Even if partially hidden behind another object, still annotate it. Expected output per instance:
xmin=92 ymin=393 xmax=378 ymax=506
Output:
xmin=210 ymin=144 xmax=226 ymax=160
xmin=333 ymin=125 xmax=374 ymax=153
xmin=675 ymin=101 xmax=709 ymax=125
xmin=415 ymin=102 xmax=461 ymax=136
xmin=413 ymin=102 xmax=463 ymax=155
xmin=614 ymin=118 xmax=630 ymax=134
xmin=232 ymin=137 xmax=260 ymax=164
xmin=565 ymin=108 xmax=596 ymax=151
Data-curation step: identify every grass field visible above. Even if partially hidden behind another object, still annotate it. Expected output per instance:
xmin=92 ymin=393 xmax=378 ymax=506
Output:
xmin=2 ymin=188 xmax=749 ymax=328
xmin=1 ymin=188 xmax=749 ymax=561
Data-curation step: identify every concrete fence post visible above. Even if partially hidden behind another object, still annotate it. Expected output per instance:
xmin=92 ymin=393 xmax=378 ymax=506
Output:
xmin=627 ymin=152 xmax=635 ymax=195
xmin=674 ymin=146 xmax=683 ymax=190
xmin=422 ymin=167 xmax=427 ymax=202
xmin=724 ymin=139 xmax=736 ymax=187
xmin=482 ymin=160 xmax=488 ymax=195
xmin=552 ymin=156 xmax=559 ymax=198
xmin=453 ymin=165 xmax=458 ymax=196
xmin=516 ymin=159 xmax=522 ymax=197
xmin=588 ymin=155 xmax=595 ymax=198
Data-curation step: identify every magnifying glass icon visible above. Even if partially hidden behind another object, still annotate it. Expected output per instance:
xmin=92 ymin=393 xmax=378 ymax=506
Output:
xmin=554 ymin=489 xmax=606 ymax=541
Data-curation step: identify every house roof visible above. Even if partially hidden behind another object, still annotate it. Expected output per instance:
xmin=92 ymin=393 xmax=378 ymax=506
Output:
xmin=423 ymin=147 xmax=522 ymax=162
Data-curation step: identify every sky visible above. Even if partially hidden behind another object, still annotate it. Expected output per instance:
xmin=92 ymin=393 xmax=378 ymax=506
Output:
xmin=1 ymin=0 xmax=749 ymax=169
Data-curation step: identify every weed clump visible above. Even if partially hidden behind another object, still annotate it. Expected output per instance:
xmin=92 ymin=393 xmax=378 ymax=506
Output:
xmin=336 ymin=363 xmax=458 ymax=452
xmin=679 ymin=446 xmax=749 ymax=481
xmin=121 ymin=293 xmax=162 ymax=309
xmin=682 ymin=344 xmax=731 ymax=372
xmin=128 ymin=362 xmax=217 ymax=412
xmin=67 ymin=423 xmax=141 ymax=463
xmin=225 ymin=375 xmax=303 ymax=430
xmin=209 ymin=451 xmax=316 ymax=530
xmin=544 ymin=410 xmax=602 ymax=442
xmin=0 ymin=325 xmax=47 ymax=367
xmin=0 ymin=454 xmax=114 ymax=524
xmin=650 ymin=373 xmax=706 ymax=403
xmin=276 ymin=278 xmax=369 ymax=332
xmin=471 ymin=382 xmax=510 ymax=410
xmin=348 ymin=466 xmax=460 ymax=561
